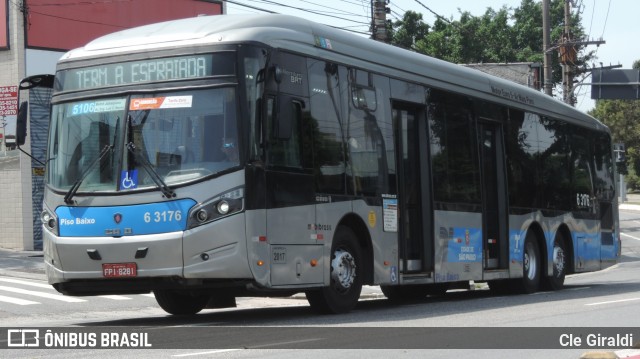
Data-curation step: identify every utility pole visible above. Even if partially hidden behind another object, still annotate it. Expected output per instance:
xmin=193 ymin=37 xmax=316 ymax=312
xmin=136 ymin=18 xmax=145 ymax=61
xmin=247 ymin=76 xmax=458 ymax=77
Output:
xmin=371 ymin=0 xmax=389 ymax=42
xmin=546 ymin=0 xmax=606 ymax=105
xmin=561 ymin=0 xmax=575 ymax=105
xmin=542 ymin=0 xmax=553 ymax=96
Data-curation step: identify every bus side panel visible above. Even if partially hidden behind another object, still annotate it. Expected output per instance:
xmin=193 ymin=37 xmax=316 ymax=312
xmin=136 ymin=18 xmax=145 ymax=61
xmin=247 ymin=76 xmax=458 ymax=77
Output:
xmin=599 ymin=201 xmax=620 ymax=268
xmin=246 ymin=208 xmax=269 ymax=287
xmin=266 ymin=204 xmax=318 ymax=287
xmin=433 ymin=210 xmax=482 ymax=283
xmin=572 ymin=218 xmax=601 ymax=272
xmin=350 ymin=200 xmax=399 ymax=285
xmin=183 ymin=213 xmax=253 ymax=279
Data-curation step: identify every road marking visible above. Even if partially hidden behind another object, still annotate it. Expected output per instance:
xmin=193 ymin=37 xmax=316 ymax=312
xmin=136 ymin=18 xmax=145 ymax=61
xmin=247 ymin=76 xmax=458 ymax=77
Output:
xmin=0 ymin=277 xmax=148 ymax=301
xmin=98 ymin=295 xmax=132 ymax=300
xmin=621 ymin=232 xmax=640 ymax=241
xmin=172 ymin=349 xmax=242 ymax=357
xmin=0 ymin=277 xmax=51 ymax=289
xmin=586 ymin=297 xmax=640 ymax=306
xmin=249 ymin=337 xmax=326 ymax=348
xmin=0 ymin=285 xmax=86 ymax=302
xmin=0 ymin=294 xmax=40 ymax=306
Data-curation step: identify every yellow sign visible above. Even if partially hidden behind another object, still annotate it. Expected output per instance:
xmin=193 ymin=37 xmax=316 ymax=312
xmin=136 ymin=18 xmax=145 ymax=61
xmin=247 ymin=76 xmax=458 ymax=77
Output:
xmin=368 ymin=211 xmax=376 ymax=228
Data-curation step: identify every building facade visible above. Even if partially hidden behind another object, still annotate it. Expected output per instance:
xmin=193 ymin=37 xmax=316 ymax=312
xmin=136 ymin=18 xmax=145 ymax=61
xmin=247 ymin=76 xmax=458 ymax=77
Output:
xmin=0 ymin=0 xmax=224 ymax=250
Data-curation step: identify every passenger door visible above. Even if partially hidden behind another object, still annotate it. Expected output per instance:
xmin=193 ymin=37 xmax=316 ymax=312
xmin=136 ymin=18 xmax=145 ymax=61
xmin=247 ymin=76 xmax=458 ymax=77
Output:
xmin=393 ymin=102 xmax=432 ymax=273
xmin=477 ymin=108 xmax=509 ymax=270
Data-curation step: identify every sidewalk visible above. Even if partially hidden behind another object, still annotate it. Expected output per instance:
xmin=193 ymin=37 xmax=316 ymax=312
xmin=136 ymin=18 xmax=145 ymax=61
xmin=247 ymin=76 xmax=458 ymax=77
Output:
xmin=620 ymin=193 xmax=640 ymax=212
xmin=0 ymin=248 xmax=45 ymax=280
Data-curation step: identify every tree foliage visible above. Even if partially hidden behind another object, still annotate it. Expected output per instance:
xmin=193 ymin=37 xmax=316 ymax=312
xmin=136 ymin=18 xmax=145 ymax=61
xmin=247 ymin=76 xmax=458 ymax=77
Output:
xmin=589 ymin=60 xmax=640 ymax=187
xmin=390 ymin=0 xmax=594 ymax=87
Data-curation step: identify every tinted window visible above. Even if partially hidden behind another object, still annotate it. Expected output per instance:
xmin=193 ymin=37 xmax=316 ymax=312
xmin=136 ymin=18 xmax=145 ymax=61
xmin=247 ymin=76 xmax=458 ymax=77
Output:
xmin=540 ymin=118 xmax=571 ymax=209
xmin=570 ymin=131 xmax=594 ymax=212
xmin=428 ymin=89 xmax=481 ymax=204
xmin=307 ymin=59 xmax=346 ymax=194
xmin=344 ymin=68 xmax=392 ymax=196
xmin=594 ymin=132 xmax=615 ymax=202
xmin=267 ymin=96 xmax=305 ymax=170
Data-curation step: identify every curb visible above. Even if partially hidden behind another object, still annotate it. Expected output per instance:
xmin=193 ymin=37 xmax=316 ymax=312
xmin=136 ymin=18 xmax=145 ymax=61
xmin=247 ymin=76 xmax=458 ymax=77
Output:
xmin=581 ymin=349 xmax=640 ymax=359
xmin=619 ymin=203 xmax=640 ymax=212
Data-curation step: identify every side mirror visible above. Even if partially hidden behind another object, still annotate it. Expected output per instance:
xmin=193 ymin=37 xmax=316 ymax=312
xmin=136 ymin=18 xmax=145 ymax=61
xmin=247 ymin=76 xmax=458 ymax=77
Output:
xmin=19 ymin=74 xmax=55 ymax=90
xmin=16 ymin=101 xmax=28 ymax=146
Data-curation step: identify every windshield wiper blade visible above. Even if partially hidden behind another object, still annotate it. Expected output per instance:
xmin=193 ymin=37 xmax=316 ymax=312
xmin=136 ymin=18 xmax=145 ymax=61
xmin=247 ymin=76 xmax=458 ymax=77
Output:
xmin=125 ymin=142 xmax=175 ymax=199
xmin=63 ymin=144 xmax=113 ymax=204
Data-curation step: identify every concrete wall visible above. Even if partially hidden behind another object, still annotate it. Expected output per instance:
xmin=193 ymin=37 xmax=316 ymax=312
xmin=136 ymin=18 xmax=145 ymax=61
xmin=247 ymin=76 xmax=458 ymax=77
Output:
xmin=0 ymin=3 xmax=31 ymax=250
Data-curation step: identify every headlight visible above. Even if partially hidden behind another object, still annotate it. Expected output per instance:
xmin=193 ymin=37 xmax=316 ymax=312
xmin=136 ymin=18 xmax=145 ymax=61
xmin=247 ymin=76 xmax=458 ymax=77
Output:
xmin=217 ymin=200 xmax=230 ymax=215
xmin=187 ymin=188 xmax=243 ymax=229
xmin=41 ymin=208 xmax=59 ymax=236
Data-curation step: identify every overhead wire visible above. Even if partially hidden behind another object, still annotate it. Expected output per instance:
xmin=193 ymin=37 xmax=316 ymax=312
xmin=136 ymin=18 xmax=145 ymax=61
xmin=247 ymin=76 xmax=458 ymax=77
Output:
xmin=600 ymin=0 xmax=611 ymax=39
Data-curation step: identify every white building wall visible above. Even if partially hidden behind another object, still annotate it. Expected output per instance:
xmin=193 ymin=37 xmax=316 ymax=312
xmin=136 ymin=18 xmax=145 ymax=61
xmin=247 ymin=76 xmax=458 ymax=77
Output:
xmin=0 ymin=2 xmax=32 ymax=250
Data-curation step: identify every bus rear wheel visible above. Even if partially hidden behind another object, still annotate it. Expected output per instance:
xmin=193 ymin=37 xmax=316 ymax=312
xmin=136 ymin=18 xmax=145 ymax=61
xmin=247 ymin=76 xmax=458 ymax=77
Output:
xmin=306 ymin=226 xmax=363 ymax=314
xmin=543 ymin=234 xmax=567 ymax=291
xmin=154 ymin=290 xmax=209 ymax=315
xmin=520 ymin=233 xmax=541 ymax=294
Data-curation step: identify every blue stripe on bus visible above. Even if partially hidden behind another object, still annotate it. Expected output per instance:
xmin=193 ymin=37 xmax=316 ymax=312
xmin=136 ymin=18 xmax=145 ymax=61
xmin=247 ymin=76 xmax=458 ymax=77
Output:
xmin=56 ymin=199 xmax=196 ymax=237
xmin=509 ymin=229 xmax=607 ymax=264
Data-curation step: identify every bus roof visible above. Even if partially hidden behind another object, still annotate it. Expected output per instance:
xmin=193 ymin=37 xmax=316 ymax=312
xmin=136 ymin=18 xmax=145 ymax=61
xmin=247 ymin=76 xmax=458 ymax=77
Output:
xmin=60 ymin=14 xmax=606 ymax=131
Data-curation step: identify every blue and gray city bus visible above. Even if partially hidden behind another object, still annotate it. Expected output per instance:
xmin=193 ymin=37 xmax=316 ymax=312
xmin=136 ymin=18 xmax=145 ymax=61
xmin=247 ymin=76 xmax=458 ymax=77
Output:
xmin=21 ymin=14 xmax=620 ymax=315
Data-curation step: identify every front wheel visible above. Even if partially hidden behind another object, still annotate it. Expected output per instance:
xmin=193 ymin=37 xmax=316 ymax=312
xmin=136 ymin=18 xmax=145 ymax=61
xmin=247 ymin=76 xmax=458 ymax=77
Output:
xmin=306 ymin=226 xmax=363 ymax=314
xmin=154 ymin=290 xmax=209 ymax=315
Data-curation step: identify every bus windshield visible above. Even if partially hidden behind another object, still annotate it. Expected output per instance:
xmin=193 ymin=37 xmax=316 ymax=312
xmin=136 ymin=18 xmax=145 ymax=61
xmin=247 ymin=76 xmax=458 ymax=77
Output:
xmin=46 ymin=87 xmax=238 ymax=193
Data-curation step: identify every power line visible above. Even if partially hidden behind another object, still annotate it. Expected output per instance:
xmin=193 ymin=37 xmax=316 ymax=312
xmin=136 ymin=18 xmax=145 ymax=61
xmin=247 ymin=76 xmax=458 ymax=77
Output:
xmin=28 ymin=0 xmax=132 ymax=6
xmin=250 ymin=0 xmax=371 ymax=25
xmin=225 ymin=0 xmax=277 ymax=13
xmin=26 ymin=8 xmax=128 ymax=28
xmin=600 ymin=0 xmax=611 ymax=38
xmin=228 ymin=0 xmax=372 ymax=35
xmin=298 ymin=0 xmax=368 ymax=18
xmin=412 ymin=0 xmax=451 ymax=24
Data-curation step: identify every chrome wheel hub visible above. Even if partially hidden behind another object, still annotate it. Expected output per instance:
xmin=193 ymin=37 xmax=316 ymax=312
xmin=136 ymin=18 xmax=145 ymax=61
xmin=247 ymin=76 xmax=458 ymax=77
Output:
xmin=331 ymin=249 xmax=356 ymax=292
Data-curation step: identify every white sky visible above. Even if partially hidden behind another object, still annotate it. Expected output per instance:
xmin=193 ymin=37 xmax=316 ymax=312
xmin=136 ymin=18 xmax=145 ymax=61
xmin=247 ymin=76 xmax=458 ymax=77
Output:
xmin=227 ymin=0 xmax=639 ymax=113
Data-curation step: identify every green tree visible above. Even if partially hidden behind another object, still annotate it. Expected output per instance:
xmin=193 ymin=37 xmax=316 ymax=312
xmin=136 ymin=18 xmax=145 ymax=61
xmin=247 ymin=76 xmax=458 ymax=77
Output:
xmin=390 ymin=0 xmax=593 ymax=89
xmin=391 ymin=10 xmax=429 ymax=50
xmin=589 ymin=60 xmax=640 ymax=187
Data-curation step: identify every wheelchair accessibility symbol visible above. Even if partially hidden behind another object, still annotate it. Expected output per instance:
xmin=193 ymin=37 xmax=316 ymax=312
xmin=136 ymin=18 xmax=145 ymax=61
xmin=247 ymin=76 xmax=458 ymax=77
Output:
xmin=120 ymin=170 xmax=138 ymax=190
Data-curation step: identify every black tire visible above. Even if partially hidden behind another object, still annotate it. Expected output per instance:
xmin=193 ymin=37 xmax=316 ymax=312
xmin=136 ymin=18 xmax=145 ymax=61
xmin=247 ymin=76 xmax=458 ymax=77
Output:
xmin=543 ymin=234 xmax=567 ymax=291
xmin=306 ymin=226 xmax=363 ymax=314
xmin=153 ymin=290 xmax=209 ymax=315
xmin=520 ymin=233 xmax=541 ymax=294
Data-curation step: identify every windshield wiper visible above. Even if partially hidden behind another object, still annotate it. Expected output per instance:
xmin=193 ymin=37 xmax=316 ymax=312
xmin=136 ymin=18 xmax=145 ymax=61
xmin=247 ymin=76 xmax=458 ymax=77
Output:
xmin=63 ymin=144 xmax=114 ymax=204
xmin=125 ymin=142 xmax=176 ymax=199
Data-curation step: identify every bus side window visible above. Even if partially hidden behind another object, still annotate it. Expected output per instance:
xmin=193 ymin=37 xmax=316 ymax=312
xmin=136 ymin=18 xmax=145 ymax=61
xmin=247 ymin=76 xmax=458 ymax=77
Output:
xmin=267 ymin=96 xmax=303 ymax=169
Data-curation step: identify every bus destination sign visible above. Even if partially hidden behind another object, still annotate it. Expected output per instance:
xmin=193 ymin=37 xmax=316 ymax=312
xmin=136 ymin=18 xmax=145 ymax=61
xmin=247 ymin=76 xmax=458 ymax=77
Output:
xmin=57 ymin=54 xmax=215 ymax=92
